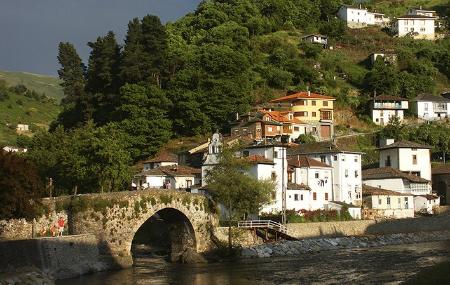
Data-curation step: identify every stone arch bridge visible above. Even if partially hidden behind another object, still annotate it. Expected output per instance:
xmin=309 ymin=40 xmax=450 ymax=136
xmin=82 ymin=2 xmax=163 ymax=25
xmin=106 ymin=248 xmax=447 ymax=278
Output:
xmin=47 ymin=189 xmax=217 ymax=267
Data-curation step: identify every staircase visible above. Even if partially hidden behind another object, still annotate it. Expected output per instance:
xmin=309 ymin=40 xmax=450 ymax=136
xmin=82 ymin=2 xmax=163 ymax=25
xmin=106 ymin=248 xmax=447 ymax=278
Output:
xmin=237 ymin=220 xmax=297 ymax=242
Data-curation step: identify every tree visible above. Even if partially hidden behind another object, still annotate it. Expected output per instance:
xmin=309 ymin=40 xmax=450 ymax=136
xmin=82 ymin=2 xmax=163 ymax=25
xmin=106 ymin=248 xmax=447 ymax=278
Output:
xmin=0 ymin=151 xmax=45 ymax=220
xmin=365 ymin=59 xmax=399 ymax=96
xmin=205 ymin=146 xmax=274 ymax=251
xmin=117 ymin=84 xmax=172 ymax=161
xmin=57 ymin=42 xmax=86 ymax=105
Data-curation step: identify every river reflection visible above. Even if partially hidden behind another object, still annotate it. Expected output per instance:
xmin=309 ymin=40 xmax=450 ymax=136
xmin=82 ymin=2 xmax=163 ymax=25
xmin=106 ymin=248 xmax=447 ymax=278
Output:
xmin=59 ymin=241 xmax=450 ymax=285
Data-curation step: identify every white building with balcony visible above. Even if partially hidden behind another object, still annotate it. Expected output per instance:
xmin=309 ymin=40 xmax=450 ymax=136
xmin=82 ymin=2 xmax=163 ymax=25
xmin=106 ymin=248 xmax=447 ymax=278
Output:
xmin=362 ymin=167 xmax=431 ymax=196
xmin=370 ymin=95 xmax=409 ymax=126
xmin=362 ymin=184 xmax=414 ymax=219
xmin=391 ymin=14 xmax=435 ymax=40
xmin=288 ymin=142 xmax=363 ymax=208
xmin=413 ymin=93 xmax=450 ymax=121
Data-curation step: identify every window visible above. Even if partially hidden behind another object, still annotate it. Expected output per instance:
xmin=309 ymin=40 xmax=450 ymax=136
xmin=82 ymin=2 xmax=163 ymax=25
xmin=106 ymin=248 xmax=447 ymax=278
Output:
xmin=298 ymin=100 xmax=306 ymax=106
xmin=424 ymin=103 xmax=429 ymax=111
xmin=333 ymin=155 xmax=338 ymax=161
xmin=345 ymin=169 xmax=349 ymax=177
xmin=387 ymin=197 xmax=391 ymax=205
xmin=243 ymin=150 xmax=249 ymax=157
xmin=405 ymin=197 xmax=409 ymax=209
xmin=274 ymin=151 xmax=278 ymax=159
xmin=271 ymin=172 xmax=276 ymax=181
xmin=354 ymin=170 xmax=358 ymax=178
xmin=354 ymin=156 xmax=358 ymax=162
xmin=320 ymin=155 xmax=326 ymax=163
xmin=323 ymin=101 xmax=328 ymax=107
xmin=378 ymin=198 xmax=382 ymax=205
xmin=342 ymin=156 xmax=346 ymax=162
xmin=312 ymin=112 xmax=317 ymax=117
xmin=294 ymin=194 xmax=299 ymax=201
xmin=186 ymin=180 xmax=192 ymax=188
xmin=313 ymin=192 xmax=317 ymax=200
xmin=315 ymin=172 xmax=319 ymax=178
xmin=386 ymin=155 xmax=391 ymax=167
xmin=268 ymin=127 xmax=273 ymax=132
xmin=312 ymin=100 xmax=316 ymax=106
xmin=300 ymin=194 xmax=304 ymax=201
xmin=411 ymin=148 xmax=417 ymax=151
xmin=288 ymin=172 xmax=293 ymax=183
xmin=412 ymin=155 xmax=417 ymax=165
xmin=294 ymin=126 xmax=300 ymax=131
xmin=398 ymin=198 xmax=401 ymax=208
xmin=325 ymin=193 xmax=329 ymax=201
xmin=296 ymin=111 xmax=308 ymax=117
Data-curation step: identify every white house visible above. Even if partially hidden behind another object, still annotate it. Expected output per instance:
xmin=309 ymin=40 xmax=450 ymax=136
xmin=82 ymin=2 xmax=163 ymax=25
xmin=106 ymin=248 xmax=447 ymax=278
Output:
xmin=362 ymin=184 xmax=414 ymax=219
xmin=378 ymin=140 xmax=432 ymax=181
xmin=362 ymin=167 xmax=431 ymax=196
xmin=414 ymin=194 xmax=440 ymax=214
xmin=201 ymin=133 xmax=223 ymax=186
xmin=337 ymin=5 xmax=388 ymax=28
xmin=370 ymin=95 xmax=409 ymax=126
xmin=413 ymin=93 xmax=450 ymax=121
xmin=302 ymin=34 xmax=328 ymax=48
xmin=369 ymin=51 xmax=397 ymax=66
xmin=133 ymin=165 xmax=201 ymax=190
xmin=2 ymin=146 xmax=27 ymax=153
xmin=391 ymin=14 xmax=435 ymax=40
xmin=287 ymin=156 xmax=333 ymax=211
xmin=288 ymin=142 xmax=363 ymax=208
xmin=338 ymin=5 xmax=374 ymax=28
xmin=16 ymin=124 xmax=29 ymax=132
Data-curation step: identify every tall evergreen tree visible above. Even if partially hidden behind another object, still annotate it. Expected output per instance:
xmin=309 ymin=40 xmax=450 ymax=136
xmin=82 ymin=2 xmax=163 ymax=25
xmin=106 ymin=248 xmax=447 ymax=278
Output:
xmin=85 ymin=31 xmax=122 ymax=124
xmin=55 ymin=42 xmax=92 ymax=129
xmin=120 ymin=18 xmax=146 ymax=84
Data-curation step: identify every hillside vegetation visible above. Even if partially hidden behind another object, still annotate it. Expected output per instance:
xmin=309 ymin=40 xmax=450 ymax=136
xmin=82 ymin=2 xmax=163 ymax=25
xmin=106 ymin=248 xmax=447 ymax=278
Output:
xmin=16 ymin=0 xmax=450 ymax=194
xmin=0 ymin=70 xmax=63 ymax=101
xmin=0 ymin=81 xmax=61 ymax=146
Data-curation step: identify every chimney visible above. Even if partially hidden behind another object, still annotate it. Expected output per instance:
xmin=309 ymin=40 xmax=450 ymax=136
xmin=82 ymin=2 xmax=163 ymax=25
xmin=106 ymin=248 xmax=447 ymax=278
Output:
xmin=236 ymin=112 xmax=239 ymax=121
xmin=308 ymin=90 xmax=311 ymax=96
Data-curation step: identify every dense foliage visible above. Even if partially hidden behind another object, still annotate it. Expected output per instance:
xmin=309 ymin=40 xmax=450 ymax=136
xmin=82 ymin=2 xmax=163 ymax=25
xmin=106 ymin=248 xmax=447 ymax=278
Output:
xmin=0 ymin=151 xmax=45 ymax=220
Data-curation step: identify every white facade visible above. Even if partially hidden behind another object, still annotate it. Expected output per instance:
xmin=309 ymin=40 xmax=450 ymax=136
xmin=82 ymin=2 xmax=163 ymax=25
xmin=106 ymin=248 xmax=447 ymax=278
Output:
xmin=286 ymin=189 xmax=312 ymax=211
xmin=16 ymin=124 xmax=29 ymax=132
xmin=372 ymin=109 xmax=405 ymax=126
xmin=201 ymin=133 xmax=223 ymax=186
xmin=337 ymin=6 xmax=375 ymax=28
xmin=304 ymin=152 xmax=362 ymax=206
xmin=363 ymin=177 xmax=430 ymax=196
xmin=408 ymin=8 xmax=437 ymax=18
xmin=391 ymin=16 xmax=435 ymax=40
xmin=379 ymin=145 xmax=431 ymax=181
xmin=143 ymin=161 xmax=177 ymax=171
xmin=415 ymin=100 xmax=450 ymax=120
xmin=363 ymin=194 xmax=414 ymax=219
xmin=371 ymin=97 xmax=409 ymax=126
xmin=133 ymin=173 xmax=197 ymax=190
xmin=414 ymin=195 xmax=440 ymax=214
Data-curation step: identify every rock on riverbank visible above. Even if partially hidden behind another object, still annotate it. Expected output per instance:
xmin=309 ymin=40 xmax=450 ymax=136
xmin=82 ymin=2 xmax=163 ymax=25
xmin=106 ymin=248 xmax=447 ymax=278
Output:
xmin=241 ymin=231 xmax=450 ymax=258
xmin=0 ymin=267 xmax=54 ymax=285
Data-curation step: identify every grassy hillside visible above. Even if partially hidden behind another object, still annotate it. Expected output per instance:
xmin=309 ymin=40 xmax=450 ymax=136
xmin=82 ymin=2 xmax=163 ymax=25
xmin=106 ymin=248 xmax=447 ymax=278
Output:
xmin=0 ymin=70 xmax=63 ymax=102
xmin=0 ymin=83 xmax=61 ymax=146
xmin=368 ymin=0 xmax=449 ymax=16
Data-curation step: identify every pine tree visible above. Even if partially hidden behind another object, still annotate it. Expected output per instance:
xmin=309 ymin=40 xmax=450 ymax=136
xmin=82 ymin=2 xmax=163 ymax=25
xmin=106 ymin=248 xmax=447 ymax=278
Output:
xmin=120 ymin=18 xmax=146 ymax=84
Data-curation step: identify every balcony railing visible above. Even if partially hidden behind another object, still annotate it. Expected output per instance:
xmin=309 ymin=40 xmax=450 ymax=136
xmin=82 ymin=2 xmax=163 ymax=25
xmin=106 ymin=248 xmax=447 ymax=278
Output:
xmin=374 ymin=103 xmax=405 ymax=109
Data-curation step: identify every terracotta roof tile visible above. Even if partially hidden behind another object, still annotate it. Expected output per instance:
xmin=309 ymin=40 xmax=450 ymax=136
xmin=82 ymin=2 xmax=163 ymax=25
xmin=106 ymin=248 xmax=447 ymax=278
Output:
xmin=144 ymin=151 xmax=178 ymax=163
xmin=270 ymin=92 xmax=335 ymax=103
xmin=242 ymin=155 xmax=274 ymax=165
xmin=140 ymin=165 xmax=201 ymax=177
xmin=288 ymin=156 xmax=331 ymax=168
xmin=362 ymin=167 xmax=430 ymax=183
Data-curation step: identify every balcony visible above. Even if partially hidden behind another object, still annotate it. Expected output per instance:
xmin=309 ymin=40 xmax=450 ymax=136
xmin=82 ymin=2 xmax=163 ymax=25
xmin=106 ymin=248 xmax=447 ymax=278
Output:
xmin=373 ymin=102 xmax=406 ymax=110
xmin=320 ymin=111 xmax=333 ymax=122
xmin=433 ymin=103 xmax=448 ymax=113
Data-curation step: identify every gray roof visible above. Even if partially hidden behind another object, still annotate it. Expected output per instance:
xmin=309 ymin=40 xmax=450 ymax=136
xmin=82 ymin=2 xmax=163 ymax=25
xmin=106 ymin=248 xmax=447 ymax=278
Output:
xmin=379 ymin=140 xmax=431 ymax=150
xmin=362 ymin=167 xmax=430 ymax=183
xmin=414 ymin=93 xmax=450 ymax=103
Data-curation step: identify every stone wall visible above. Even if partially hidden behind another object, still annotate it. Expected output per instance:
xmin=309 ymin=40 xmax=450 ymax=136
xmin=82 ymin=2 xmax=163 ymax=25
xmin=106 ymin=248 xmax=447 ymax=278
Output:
xmin=214 ymin=227 xmax=264 ymax=247
xmin=362 ymin=208 xmax=414 ymax=220
xmin=0 ymin=234 xmax=106 ymax=279
xmin=0 ymin=190 xmax=218 ymax=269
xmin=287 ymin=213 xmax=450 ymax=239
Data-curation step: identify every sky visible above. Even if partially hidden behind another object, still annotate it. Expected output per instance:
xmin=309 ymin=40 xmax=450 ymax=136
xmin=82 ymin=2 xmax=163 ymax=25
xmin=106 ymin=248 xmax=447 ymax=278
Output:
xmin=0 ymin=0 xmax=202 ymax=76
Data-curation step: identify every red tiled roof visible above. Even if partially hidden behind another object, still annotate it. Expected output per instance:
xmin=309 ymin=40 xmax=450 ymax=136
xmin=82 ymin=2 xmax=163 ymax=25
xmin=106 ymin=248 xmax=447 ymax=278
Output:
xmin=144 ymin=151 xmax=178 ymax=163
xmin=362 ymin=184 xmax=413 ymax=196
xmin=362 ymin=167 xmax=430 ymax=183
xmin=288 ymin=156 xmax=331 ymax=168
xmin=418 ymin=194 xmax=440 ymax=200
xmin=270 ymin=92 xmax=335 ymax=103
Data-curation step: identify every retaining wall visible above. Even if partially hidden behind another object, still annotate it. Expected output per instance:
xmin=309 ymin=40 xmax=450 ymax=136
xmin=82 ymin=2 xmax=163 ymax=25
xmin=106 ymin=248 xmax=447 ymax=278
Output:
xmin=287 ymin=213 xmax=450 ymax=239
xmin=0 ymin=234 xmax=106 ymax=279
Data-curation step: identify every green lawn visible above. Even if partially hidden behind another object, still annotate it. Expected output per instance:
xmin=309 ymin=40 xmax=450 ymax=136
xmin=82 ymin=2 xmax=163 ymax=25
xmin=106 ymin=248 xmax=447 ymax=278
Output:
xmin=0 ymin=70 xmax=63 ymax=102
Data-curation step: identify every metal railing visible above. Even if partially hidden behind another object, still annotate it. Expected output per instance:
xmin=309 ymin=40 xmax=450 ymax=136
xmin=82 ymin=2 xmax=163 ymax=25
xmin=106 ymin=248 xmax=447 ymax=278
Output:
xmin=237 ymin=220 xmax=288 ymax=234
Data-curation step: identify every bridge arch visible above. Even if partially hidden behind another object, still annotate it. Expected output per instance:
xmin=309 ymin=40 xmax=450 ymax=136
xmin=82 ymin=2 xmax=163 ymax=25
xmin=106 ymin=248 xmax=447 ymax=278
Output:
xmin=129 ymin=207 xmax=198 ymax=262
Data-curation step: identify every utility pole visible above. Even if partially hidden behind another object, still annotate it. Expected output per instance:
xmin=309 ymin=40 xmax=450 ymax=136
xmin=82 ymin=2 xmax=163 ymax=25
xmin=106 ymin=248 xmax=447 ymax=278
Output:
xmin=281 ymin=146 xmax=287 ymax=225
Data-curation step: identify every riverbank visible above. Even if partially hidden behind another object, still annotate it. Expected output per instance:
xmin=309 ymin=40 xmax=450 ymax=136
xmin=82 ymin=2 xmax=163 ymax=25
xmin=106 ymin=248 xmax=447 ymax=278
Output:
xmin=241 ymin=230 xmax=450 ymax=258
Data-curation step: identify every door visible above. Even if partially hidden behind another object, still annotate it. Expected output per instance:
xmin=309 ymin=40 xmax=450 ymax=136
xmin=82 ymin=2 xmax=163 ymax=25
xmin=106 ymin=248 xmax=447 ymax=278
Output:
xmin=320 ymin=125 xmax=331 ymax=139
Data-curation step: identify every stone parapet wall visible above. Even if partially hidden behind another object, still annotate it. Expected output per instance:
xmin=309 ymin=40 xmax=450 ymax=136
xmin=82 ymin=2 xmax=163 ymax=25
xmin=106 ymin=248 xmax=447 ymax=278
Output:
xmin=287 ymin=214 xmax=450 ymax=239
xmin=362 ymin=208 xmax=414 ymax=220
xmin=214 ymin=227 xmax=264 ymax=247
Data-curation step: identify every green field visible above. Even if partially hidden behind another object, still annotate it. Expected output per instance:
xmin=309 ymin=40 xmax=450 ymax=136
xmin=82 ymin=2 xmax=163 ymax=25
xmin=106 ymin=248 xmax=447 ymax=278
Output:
xmin=0 ymin=70 xmax=63 ymax=102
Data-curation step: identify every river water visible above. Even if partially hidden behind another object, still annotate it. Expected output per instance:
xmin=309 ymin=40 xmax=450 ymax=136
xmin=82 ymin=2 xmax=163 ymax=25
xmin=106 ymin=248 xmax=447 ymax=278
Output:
xmin=59 ymin=241 xmax=450 ymax=285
